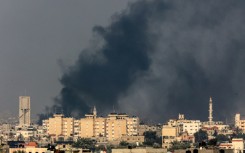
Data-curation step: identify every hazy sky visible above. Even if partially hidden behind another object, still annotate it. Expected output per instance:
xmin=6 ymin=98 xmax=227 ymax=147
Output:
xmin=0 ymin=0 xmax=134 ymax=119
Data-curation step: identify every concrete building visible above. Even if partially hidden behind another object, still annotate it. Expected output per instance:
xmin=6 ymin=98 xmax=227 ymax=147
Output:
xmin=139 ymin=124 xmax=162 ymax=136
xmin=94 ymin=117 xmax=106 ymax=137
xmin=235 ymin=113 xmax=245 ymax=132
xmin=80 ymin=113 xmax=95 ymax=138
xmin=79 ymin=109 xmax=139 ymax=141
xmin=9 ymin=142 xmax=47 ymax=153
xmin=42 ymin=107 xmax=140 ymax=143
xmin=74 ymin=119 xmax=81 ymax=139
xmin=79 ymin=106 xmax=102 ymax=138
xmin=166 ymin=114 xmax=201 ymax=136
xmin=126 ymin=116 xmax=139 ymax=136
xmin=181 ymin=120 xmax=201 ymax=135
xmin=19 ymin=96 xmax=31 ymax=127
xmin=219 ymin=138 xmax=243 ymax=153
xmin=232 ymin=138 xmax=244 ymax=153
xmin=42 ymin=114 xmax=74 ymax=140
xmin=106 ymin=113 xmax=127 ymax=141
xmin=162 ymin=125 xmax=178 ymax=149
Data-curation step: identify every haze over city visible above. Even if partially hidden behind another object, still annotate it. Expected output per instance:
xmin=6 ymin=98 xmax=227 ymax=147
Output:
xmin=1 ymin=0 xmax=245 ymax=123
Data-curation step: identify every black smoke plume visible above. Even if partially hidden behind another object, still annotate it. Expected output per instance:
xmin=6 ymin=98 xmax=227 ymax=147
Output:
xmin=42 ymin=0 xmax=245 ymax=123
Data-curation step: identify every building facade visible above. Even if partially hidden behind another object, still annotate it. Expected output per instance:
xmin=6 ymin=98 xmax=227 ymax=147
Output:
xmin=43 ymin=114 xmax=74 ymax=140
xmin=19 ymin=96 xmax=31 ymax=127
xmin=42 ymin=107 xmax=139 ymax=142
xmin=235 ymin=113 xmax=245 ymax=132
xmin=162 ymin=125 xmax=178 ymax=149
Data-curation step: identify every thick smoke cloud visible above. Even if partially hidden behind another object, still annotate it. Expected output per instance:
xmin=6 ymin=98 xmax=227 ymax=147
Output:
xmin=50 ymin=0 xmax=245 ymax=122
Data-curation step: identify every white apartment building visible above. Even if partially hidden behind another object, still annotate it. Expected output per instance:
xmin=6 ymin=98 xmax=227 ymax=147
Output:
xmin=166 ymin=114 xmax=201 ymax=136
xmin=181 ymin=120 xmax=201 ymax=135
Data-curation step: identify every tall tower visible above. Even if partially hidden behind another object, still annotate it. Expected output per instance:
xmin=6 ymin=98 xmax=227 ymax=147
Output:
xmin=19 ymin=96 xmax=31 ymax=127
xmin=208 ymin=96 xmax=213 ymax=125
xmin=93 ymin=106 xmax=97 ymax=117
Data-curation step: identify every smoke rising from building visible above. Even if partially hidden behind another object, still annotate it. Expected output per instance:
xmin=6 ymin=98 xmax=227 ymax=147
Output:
xmin=46 ymin=0 xmax=245 ymax=122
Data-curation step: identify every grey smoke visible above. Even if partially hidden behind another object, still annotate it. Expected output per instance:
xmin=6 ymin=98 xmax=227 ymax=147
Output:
xmin=51 ymin=0 xmax=245 ymax=122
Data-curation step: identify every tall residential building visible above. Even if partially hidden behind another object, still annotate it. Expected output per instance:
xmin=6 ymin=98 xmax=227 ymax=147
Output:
xmin=19 ymin=96 xmax=31 ymax=127
xmin=80 ymin=114 xmax=95 ymax=138
xmin=106 ymin=113 xmax=127 ymax=141
xmin=42 ymin=107 xmax=140 ymax=142
xmin=126 ymin=116 xmax=139 ymax=136
xmin=79 ymin=111 xmax=139 ymax=141
xmin=80 ymin=106 xmax=98 ymax=138
xmin=43 ymin=114 xmax=74 ymax=140
xmin=94 ymin=117 xmax=106 ymax=137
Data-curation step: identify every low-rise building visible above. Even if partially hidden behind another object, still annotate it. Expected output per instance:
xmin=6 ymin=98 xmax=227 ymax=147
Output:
xmin=219 ymin=138 xmax=243 ymax=153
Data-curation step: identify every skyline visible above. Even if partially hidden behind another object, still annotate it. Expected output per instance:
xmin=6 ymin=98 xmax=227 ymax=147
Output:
xmin=1 ymin=0 xmax=245 ymax=123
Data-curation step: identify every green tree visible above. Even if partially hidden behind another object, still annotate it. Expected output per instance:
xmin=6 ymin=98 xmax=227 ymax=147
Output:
xmin=208 ymin=138 xmax=217 ymax=146
xmin=143 ymin=131 xmax=162 ymax=146
xmin=119 ymin=141 xmax=129 ymax=147
xmin=169 ymin=141 xmax=190 ymax=151
xmin=216 ymin=134 xmax=229 ymax=142
xmin=17 ymin=134 xmax=24 ymax=141
xmin=232 ymin=133 xmax=245 ymax=140
xmin=194 ymin=129 xmax=208 ymax=143
xmin=72 ymin=138 xmax=95 ymax=149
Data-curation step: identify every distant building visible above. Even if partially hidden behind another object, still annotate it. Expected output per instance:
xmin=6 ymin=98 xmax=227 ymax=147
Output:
xmin=138 ymin=124 xmax=162 ymax=136
xmin=42 ymin=107 xmax=140 ymax=142
xmin=19 ymin=96 xmax=31 ymax=127
xmin=219 ymin=138 xmax=244 ymax=153
xmin=235 ymin=113 xmax=245 ymax=132
xmin=106 ymin=113 xmax=127 ymax=141
xmin=79 ymin=110 xmax=139 ymax=141
xmin=42 ymin=114 xmax=74 ymax=140
xmin=9 ymin=141 xmax=47 ymax=153
xmin=162 ymin=125 xmax=178 ymax=149
xmin=166 ymin=114 xmax=201 ymax=136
